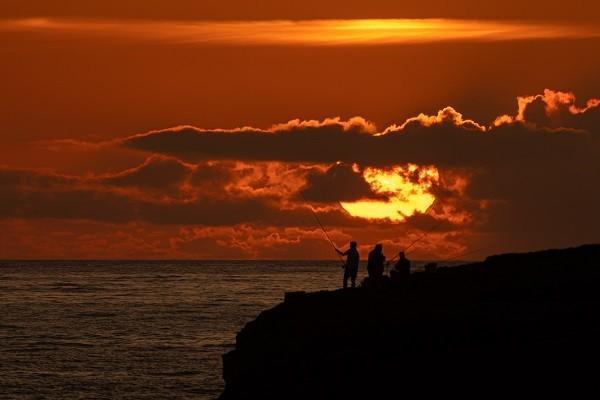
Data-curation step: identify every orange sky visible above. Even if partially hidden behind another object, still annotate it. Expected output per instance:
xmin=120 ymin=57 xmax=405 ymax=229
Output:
xmin=1 ymin=2 xmax=599 ymax=259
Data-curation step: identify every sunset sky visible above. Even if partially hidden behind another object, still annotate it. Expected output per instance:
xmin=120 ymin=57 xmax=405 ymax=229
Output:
xmin=1 ymin=1 xmax=599 ymax=259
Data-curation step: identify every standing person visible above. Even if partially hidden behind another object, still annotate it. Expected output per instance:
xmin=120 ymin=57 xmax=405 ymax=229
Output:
xmin=336 ymin=241 xmax=360 ymax=288
xmin=367 ymin=244 xmax=386 ymax=279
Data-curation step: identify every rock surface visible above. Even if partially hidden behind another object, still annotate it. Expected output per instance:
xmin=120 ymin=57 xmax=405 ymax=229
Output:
xmin=220 ymin=244 xmax=600 ymax=399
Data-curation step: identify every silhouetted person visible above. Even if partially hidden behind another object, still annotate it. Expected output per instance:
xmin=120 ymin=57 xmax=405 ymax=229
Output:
xmin=336 ymin=241 xmax=360 ymax=288
xmin=395 ymin=252 xmax=411 ymax=275
xmin=367 ymin=244 xmax=386 ymax=279
xmin=390 ymin=251 xmax=411 ymax=283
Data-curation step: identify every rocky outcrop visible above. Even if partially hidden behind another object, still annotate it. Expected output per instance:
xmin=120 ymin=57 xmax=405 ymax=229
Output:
xmin=220 ymin=244 xmax=600 ymax=399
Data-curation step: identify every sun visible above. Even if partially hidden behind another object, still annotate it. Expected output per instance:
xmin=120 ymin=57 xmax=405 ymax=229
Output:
xmin=340 ymin=164 xmax=438 ymax=222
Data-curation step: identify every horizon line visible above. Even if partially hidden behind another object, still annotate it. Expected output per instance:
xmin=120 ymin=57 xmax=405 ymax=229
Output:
xmin=0 ymin=258 xmax=481 ymax=263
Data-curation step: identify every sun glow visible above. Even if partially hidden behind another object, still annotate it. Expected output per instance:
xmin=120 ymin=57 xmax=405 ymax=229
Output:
xmin=2 ymin=18 xmax=598 ymax=46
xmin=340 ymin=165 xmax=439 ymax=222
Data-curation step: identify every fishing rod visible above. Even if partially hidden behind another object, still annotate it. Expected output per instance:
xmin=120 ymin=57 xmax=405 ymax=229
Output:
xmin=308 ymin=205 xmax=345 ymax=263
xmin=404 ymin=218 xmax=447 ymax=254
xmin=388 ymin=199 xmax=442 ymax=264
xmin=392 ymin=196 xmax=489 ymax=263
xmin=300 ymin=194 xmax=345 ymax=263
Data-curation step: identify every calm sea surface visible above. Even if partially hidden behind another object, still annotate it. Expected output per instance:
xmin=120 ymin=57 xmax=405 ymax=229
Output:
xmin=0 ymin=260 xmax=443 ymax=399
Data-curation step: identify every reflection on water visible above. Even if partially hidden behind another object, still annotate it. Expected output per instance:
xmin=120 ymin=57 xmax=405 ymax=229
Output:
xmin=0 ymin=260 xmax=441 ymax=399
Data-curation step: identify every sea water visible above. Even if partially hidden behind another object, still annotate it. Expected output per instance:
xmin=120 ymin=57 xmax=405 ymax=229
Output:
xmin=0 ymin=260 xmax=448 ymax=399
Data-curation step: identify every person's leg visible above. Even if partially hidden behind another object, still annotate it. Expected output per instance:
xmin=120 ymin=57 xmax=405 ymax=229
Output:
xmin=343 ymin=269 xmax=349 ymax=288
xmin=350 ymin=270 xmax=357 ymax=288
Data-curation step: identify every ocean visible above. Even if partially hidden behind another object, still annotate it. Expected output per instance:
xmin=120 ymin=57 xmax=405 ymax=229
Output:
xmin=0 ymin=260 xmax=451 ymax=399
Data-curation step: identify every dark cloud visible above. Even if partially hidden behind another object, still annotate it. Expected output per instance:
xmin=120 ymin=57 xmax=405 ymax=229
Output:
xmin=123 ymin=118 xmax=380 ymax=165
xmin=119 ymin=99 xmax=600 ymax=255
xmin=402 ymin=213 xmax=459 ymax=233
xmin=495 ymin=89 xmax=600 ymax=131
xmin=522 ymin=96 xmax=552 ymax=126
xmin=2 ymin=89 xmax=599 ymax=257
xmin=188 ymin=162 xmax=233 ymax=188
xmin=93 ymin=155 xmax=235 ymax=199
xmin=0 ymin=162 xmax=360 ymax=228
xmin=464 ymin=159 xmax=600 ymax=248
xmin=122 ymin=99 xmax=600 ymax=171
xmin=0 ymin=167 xmax=79 ymax=188
xmin=97 ymin=155 xmax=193 ymax=189
xmin=299 ymin=163 xmax=382 ymax=202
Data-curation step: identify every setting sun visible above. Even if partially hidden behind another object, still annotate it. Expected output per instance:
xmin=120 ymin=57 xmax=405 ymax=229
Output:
xmin=340 ymin=165 xmax=439 ymax=222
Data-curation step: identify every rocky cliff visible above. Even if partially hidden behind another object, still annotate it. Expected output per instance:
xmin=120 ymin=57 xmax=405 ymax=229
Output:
xmin=220 ymin=244 xmax=600 ymax=399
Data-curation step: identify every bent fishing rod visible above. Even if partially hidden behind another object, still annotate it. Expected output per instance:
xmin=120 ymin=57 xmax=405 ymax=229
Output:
xmin=388 ymin=199 xmax=442 ymax=263
xmin=391 ymin=196 xmax=490 ymax=263
xmin=309 ymin=206 xmax=346 ymax=264
xmin=300 ymin=194 xmax=345 ymax=263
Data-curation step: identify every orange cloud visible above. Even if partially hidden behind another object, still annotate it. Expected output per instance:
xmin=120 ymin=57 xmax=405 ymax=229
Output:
xmin=270 ymin=117 xmax=377 ymax=134
xmin=0 ymin=159 xmax=361 ymax=227
xmin=494 ymin=89 xmax=600 ymax=127
xmin=384 ymin=106 xmax=486 ymax=133
xmin=2 ymin=89 xmax=599 ymax=259
xmin=2 ymin=18 xmax=600 ymax=47
xmin=121 ymin=92 xmax=600 ymax=171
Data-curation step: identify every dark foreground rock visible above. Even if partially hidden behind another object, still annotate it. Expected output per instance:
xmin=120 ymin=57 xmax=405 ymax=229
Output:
xmin=220 ymin=244 xmax=600 ymax=399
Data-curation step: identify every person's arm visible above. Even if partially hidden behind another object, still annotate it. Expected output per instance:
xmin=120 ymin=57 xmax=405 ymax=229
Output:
xmin=335 ymin=248 xmax=345 ymax=255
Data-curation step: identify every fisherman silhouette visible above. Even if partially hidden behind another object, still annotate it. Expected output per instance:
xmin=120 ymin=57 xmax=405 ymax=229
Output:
xmin=367 ymin=244 xmax=386 ymax=279
xmin=336 ymin=241 xmax=360 ymax=288
xmin=390 ymin=251 xmax=411 ymax=283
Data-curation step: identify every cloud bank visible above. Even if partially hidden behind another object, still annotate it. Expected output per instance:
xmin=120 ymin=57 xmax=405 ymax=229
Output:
xmin=2 ymin=89 xmax=599 ymax=258
xmin=122 ymin=95 xmax=600 ymax=170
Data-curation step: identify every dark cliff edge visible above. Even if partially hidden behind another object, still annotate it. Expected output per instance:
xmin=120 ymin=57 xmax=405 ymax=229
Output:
xmin=220 ymin=244 xmax=600 ymax=399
